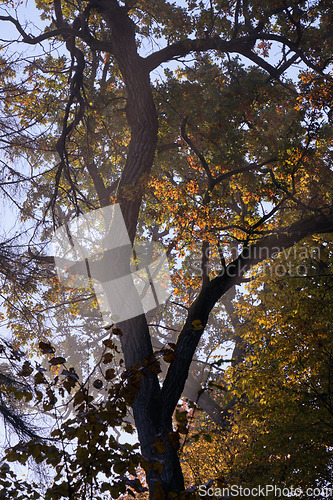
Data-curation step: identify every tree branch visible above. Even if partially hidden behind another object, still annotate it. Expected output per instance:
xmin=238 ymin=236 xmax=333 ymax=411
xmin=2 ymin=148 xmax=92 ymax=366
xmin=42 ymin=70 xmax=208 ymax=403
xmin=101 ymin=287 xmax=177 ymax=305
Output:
xmin=0 ymin=12 xmax=112 ymax=51
xmin=181 ymin=117 xmax=213 ymax=186
xmin=214 ymin=158 xmax=277 ymax=186
xmin=145 ymin=35 xmax=293 ymax=83
xmin=161 ymin=213 xmax=333 ymax=420
xmin=145 ymin=36 xmax=255 ymax=72
xmin=0 ymin=15 xmax=70 ymax=43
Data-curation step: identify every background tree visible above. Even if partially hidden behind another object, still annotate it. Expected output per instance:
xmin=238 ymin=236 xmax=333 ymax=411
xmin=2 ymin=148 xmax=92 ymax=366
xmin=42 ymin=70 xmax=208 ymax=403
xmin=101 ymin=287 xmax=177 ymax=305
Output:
xmin=182 ymin=236 xmax=333 ymax=495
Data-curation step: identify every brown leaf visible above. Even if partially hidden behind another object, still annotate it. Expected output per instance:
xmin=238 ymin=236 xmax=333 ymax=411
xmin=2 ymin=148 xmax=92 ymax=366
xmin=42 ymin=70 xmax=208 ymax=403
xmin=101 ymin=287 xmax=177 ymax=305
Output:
xmin=49 ymin=357 xmax=66 ymax=366
xmin=39 ymin=341 xmax=55 ymax=354
xmin=74 ymin=390 xmax=85 ymax=406
xmin=112 ymin=327 xmax=123 ymax=337
xmin=191 ymin=319 xmax=203 ymax=330
xmin=162 ymin=349 xmax=177 ymax=363
xmin=105 ymin=368 xmax=116 ymax=380
xmin=103 ymin=352 xmax=114 ymax=364
xmin=167 ymin=430 xmax=180 ymax=450
xmin=93 ymin=379 xmax=103 ymax=389
xmin=103 ymin=339 xmax=114 ymax=348
xmin=18 ymin=361 xmax=33 ymax=377
xmin=34 ymin=371 xmax=47 ymax=385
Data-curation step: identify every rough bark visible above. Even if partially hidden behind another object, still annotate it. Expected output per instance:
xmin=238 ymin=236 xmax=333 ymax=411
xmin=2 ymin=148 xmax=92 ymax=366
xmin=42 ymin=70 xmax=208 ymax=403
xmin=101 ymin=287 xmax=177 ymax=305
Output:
xmin=92 ymin=2 xmax=184 ymax=496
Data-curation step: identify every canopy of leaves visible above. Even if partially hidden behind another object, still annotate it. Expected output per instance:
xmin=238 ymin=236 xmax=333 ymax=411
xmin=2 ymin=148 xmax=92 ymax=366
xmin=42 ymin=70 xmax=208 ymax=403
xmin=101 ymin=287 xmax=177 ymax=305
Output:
xmin=0 ymin=0 xmax=332 ymax=498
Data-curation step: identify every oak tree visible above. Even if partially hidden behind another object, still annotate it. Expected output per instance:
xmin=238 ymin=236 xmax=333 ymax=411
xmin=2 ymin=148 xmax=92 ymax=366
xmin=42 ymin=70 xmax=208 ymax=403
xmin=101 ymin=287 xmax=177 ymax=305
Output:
xmin=0 ymin=0 xmax=332 ymax=497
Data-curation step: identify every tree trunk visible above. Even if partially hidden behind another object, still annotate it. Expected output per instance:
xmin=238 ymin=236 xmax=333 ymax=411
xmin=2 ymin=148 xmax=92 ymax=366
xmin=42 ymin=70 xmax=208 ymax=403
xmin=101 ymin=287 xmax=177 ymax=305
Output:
xmin=95 ymin=2 xmax=185 ymax=496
